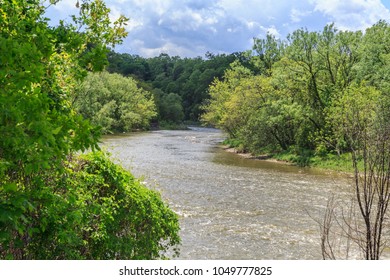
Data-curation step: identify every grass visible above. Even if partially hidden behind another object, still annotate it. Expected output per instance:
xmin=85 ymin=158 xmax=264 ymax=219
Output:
xmin=223 ymin=138 xmax=355 ymax=173
xmin=310 ymin=153 xmax=354 ymax=173
xmin=271 ymin=149 xmax=352 ymax=171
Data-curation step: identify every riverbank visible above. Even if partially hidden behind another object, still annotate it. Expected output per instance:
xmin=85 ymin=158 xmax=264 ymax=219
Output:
xmin=222 ymin=146 xmax=293 ymax=165
xmin=221 ymin=144 xmax=354 ymax=175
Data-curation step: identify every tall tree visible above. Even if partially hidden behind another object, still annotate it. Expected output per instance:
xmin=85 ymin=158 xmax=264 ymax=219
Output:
xmin=75 ymin=71 xmax=156 ymax=133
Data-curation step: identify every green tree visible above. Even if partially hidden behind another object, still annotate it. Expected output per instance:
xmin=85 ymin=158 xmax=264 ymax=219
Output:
xmin=0 ymin=0 xmax=180 ymax=259
xmin=201 ymin=61 xmax=253 ymax=137
xmin=75 ymin=71 xmax=157 ymax=133
xmin=159 ymin=93 xmax=185 ymax=123
xmin=322 ymin=83 xmax=390 ymax=259
xmin=202 ymin=62 xmax=305 ymax=154
xmin=107 ymin=51 xmax=238 ymax=122
xmin=252 ymin=33 xmax=284 ymax=75
xmin=355 ymin=21 xmax=390 ymax=94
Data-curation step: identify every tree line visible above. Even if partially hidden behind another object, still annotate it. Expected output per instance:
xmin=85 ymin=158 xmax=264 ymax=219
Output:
xmin=105 ymin=51 xmax=254 ymax=125
xmin=74 ymin=51 xmax=249 ymax=132
xmin=202 ymin=22 xmax=390 ymax=165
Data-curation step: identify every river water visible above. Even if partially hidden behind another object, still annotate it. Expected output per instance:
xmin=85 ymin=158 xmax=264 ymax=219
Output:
xmin=102 ymin=127 xmax=355 ymax=260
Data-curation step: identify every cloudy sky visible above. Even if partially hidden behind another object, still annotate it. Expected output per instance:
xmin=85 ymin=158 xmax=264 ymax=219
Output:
xmin=45 ymin=0 xmax=390 ymax=58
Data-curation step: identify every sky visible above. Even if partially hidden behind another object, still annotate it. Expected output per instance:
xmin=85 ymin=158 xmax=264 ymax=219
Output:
xmin=45 ymin=0 xmax=390 ymax=58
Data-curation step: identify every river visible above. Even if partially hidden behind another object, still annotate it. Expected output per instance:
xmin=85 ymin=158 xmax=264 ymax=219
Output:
xmin=102 ymin=127 xmax=356 ymax=260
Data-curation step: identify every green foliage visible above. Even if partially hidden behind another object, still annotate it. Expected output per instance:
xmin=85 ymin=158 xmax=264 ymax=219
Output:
xmin=75 ymin=71 xmax=157 ymax=133
xmin=74 ymin=152 xmax=180 ymax=260
xmin=1 ymin=152 xmax=180 ymax=259
xmin=1 ymin=0 xmax=180 ymax=260
xmin=201 ymin=61 xmax=253 ymax=137
xmin=158 ymin=93 xmax=185 ymax=124
xmin=252 ymin=33 xmax=284 ymax=75
xmin=202 ymin=62 xmax=305 ymax=154
xmin=0 ymin=0 xmax=127 ymax=173
xmin=107 ymin=51 xmax=249 ymax=122
xmin=1 ymin=1 xmax=90 ymax=176
xmin=327 ymin=83 xmax=380 ymax=153
xmin=202 ymin=21 xmax=390 ymax=167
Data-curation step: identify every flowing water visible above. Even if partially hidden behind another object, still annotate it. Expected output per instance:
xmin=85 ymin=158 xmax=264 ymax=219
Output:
xmin=102 ymin=127 xmax=356 ymax=260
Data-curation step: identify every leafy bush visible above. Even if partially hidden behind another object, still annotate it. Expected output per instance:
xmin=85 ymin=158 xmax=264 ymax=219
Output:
xmin=0 ymin=152 xmax=180 ymax=259
xmin=75 ymin=72 xmax=157 ymax=133
xmin=0 ymin=1 xmax=179 ymax=260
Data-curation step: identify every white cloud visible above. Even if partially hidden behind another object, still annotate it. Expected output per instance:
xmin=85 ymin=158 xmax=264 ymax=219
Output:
xmin=130 ymin=0 xmax=173 ymax=16
xmin=132 ymin=39 xmax=200 ymax=57
xmin=45 ymin=0 xmax=390 ymax=58
xmin=217 ymin=0 xmax=292 ymax=21
xmin=126 ymin=18 xmax=144 ymax=31
xmin=44 ymin=0 xmax=78 ymax=24
xmin=246 ymin=21 xmax=259 ymax=29
xmin=209 ymin=27 xmax=218 ymax=34
xmin=109 ymin=6 xmax=141 ymax=31
xmin=290 ymin=8 xmax=312 ymax=23
xmin=49 ymin=0 xmax=78 ymax=10
xmin=265 ymin=26 xmax=281 ymax=37
xmin=310 ymin=0 xmax=390 ymax=30
xmin=168 ymin=8 xmax=218 ymax=31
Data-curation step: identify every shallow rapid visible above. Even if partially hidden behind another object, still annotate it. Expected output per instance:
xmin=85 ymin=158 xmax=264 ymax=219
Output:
xmin=103 ymin=127 xmax=353 ymax=259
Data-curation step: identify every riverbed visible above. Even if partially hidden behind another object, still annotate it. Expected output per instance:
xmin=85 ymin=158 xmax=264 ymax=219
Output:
xmin=102 ymin=127 xmax=356 ymax=259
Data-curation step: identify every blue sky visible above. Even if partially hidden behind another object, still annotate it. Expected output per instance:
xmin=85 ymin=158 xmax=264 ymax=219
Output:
xmin=45 ymin=0 xmax=390 ymax=58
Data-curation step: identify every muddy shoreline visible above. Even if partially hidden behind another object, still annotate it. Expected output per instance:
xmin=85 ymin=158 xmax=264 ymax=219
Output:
xmin=221 ymin=145 xmax=293 ymax=165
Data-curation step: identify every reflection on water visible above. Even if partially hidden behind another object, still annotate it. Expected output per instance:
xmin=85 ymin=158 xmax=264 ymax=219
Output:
xmin=102 ymin=127 xmax=355 ymax=259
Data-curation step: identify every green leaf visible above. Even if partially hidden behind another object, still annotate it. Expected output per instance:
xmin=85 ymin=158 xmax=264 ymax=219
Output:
xmin=3 ymin=183 xmax=17 ymax=193
xmin=52 ymin=126 xmax=62 ymax=135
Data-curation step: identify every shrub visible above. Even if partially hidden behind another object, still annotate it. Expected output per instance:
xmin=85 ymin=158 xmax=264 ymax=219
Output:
xmin=0 ymin=152 xmax=180 ymax=259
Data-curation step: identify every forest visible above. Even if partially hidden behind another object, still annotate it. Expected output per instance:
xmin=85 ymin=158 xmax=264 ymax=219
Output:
xmin=1 ymin=0 xmax=390 ymax=260
xmin=91 ymin=51 xmax=252 ymax=128
xmin=202 ymin=22 xmax=390 ymax=168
